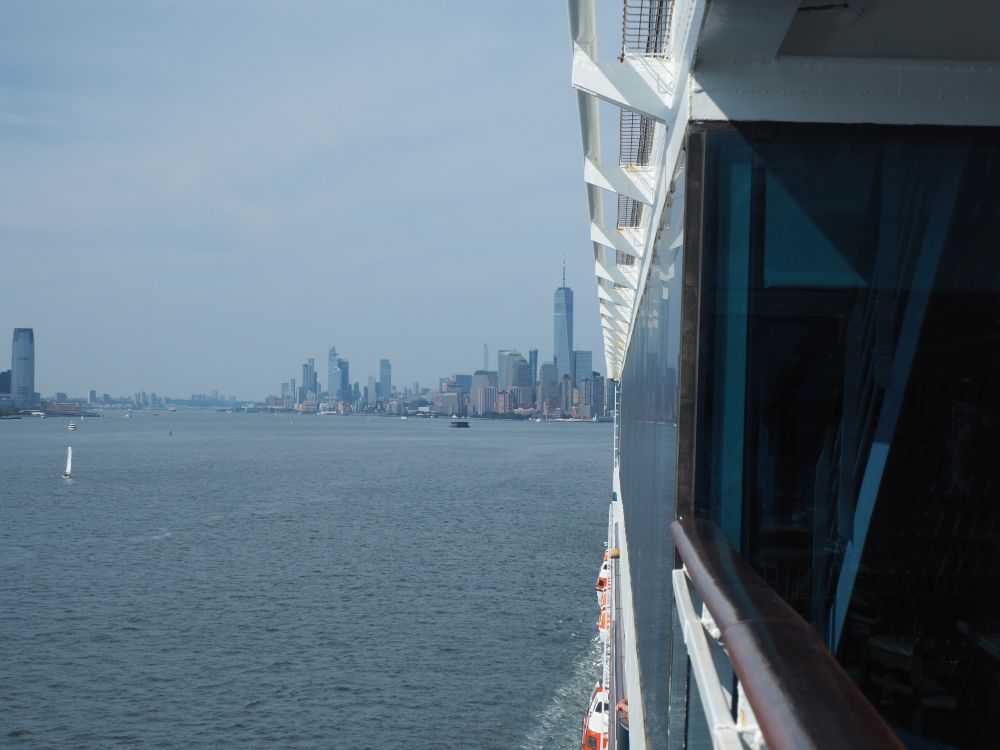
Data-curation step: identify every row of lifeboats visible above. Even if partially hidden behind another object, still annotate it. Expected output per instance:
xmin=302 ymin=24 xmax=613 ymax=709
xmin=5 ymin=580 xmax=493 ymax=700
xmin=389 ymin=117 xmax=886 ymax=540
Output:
xmin=597 ymin=553 xmax=610 ymax=643
xmin=582 ymin=551 xmax=612 ymax=750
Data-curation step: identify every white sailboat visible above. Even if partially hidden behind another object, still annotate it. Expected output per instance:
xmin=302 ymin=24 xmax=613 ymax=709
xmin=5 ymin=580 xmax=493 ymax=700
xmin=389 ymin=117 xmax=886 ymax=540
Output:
xmin=62 ymin=446 xmax=72 ymax=479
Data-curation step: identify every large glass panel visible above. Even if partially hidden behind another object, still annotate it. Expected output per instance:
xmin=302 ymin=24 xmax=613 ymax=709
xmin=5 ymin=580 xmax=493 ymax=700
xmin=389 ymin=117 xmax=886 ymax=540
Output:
xmin=692 ymin=124 xmax=1000 ymax=747
xmin=618 ymin=240 xmax=683 ymax=748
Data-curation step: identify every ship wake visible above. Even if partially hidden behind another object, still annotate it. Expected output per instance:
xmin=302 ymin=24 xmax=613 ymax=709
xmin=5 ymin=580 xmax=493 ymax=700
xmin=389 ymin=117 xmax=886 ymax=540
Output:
xmin=520 ymin=635 xmax=603 ymax=750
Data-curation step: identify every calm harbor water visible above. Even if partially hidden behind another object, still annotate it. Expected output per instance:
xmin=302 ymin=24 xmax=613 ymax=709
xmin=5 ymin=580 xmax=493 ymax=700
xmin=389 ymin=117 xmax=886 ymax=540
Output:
xmin=0 ymin=411 xmax=611 ymax=749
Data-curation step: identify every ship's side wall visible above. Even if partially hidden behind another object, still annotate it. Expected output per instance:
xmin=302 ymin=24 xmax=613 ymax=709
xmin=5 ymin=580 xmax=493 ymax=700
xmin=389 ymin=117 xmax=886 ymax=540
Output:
xmin=609 ymin=469 xmax=646 ymax=750
xmin=679 ymin=120 xmax=1000 ymax=747
xmin=614 ymin=228 xmax=686 ymax=748
xmin=571 ymin=1 xmax=1000 ymax=746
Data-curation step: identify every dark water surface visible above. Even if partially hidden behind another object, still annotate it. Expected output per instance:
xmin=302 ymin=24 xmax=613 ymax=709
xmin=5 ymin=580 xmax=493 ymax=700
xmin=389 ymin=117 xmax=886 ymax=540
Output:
xmin=0 ymin=412 xmax=610 ymax=748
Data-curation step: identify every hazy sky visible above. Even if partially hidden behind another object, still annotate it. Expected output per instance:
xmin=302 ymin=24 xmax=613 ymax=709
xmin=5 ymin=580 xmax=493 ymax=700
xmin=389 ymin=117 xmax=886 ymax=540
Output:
xmin=1 ymin=1 xmax=622 ymax=398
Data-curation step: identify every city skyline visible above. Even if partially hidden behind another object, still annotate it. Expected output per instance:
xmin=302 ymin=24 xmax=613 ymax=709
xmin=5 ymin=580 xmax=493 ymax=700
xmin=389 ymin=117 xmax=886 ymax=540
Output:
xmin=3 ymin=271 xmax=606 ymax=419
xmin=264 ymin=271 xmax=602 ymax=416
xmin=0 ymin=4 xmax=617 ymax=398
xmin=5 ymin=264 xmax=604 ymax=401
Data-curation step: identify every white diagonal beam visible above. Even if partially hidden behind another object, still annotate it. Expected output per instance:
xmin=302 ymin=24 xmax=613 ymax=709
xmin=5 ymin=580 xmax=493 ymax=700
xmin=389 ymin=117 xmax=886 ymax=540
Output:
xmin=584 ymin=159 xmax=656 ymax=205
xmin=595 ymin=258 xmax=638 ymax=290
xmin=592 ymin=222 xmax=645 ymax=260
xmin=602 ymin=316 xmax=628 ymax=336
xmin=600 ymin=300 xmax=629 ymax=322
xmin=572 ymin=45 xmax=674 ymax=121
xmin=597 ymin=283 xmax=629 ymax=308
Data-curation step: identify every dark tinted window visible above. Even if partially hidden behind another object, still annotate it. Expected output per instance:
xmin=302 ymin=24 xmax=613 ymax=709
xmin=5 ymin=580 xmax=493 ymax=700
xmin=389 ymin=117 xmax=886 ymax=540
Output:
xmin=690 ymin=124 xmax=1000 ymax=747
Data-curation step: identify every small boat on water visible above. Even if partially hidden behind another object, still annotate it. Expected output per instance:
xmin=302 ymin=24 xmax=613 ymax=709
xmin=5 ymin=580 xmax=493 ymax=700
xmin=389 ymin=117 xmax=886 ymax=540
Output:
xmin=61 ymin=446 xmax=72 ymax=479
xmin=449 ymin=420 xmax=470 ymax=428
xmin=67 ymin=421 xmax=76 ymax=431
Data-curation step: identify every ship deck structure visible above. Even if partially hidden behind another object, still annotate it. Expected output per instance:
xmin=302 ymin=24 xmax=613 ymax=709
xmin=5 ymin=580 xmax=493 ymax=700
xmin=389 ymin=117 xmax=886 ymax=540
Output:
xmin=567 ymin=1 xmax=1000 ymax=748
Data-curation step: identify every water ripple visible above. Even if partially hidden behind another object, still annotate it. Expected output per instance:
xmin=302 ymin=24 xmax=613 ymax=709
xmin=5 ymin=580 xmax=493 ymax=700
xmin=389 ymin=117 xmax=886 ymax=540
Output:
xmin=0 ymin=413 xmax=611 ymax=748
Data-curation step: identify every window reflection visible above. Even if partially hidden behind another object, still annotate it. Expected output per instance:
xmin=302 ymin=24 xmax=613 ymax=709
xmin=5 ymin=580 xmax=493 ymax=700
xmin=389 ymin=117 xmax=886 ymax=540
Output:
xmin=692 ymin=125 xmax=1000 ymax=747
xmin=618 ymin=241 xmax=683 ymax=747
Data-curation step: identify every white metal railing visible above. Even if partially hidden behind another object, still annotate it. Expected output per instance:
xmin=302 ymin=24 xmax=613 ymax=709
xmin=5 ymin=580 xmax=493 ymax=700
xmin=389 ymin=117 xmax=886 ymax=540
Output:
xmin=672 ymin=567 xmax=766 ymax=750
xmin=620 ymin=0 xmax=673 ymax=60
xmin=671 ymin=519 xmax=905 ymax=750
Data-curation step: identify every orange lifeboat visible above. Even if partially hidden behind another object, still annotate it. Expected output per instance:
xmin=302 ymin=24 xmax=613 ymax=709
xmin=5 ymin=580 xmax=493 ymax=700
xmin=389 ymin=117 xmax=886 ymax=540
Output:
xmin=596 ymin=560 xmax=610 ymax=593
xmin=598 ymin=588 xmax=610 ymax=640
xmin=581 ymin=682 xmax=610 ymax=750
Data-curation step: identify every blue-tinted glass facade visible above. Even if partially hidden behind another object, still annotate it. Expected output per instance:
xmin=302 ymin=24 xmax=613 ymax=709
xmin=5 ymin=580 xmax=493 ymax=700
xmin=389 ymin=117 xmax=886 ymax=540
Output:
xmin=618 ymin=246 xmax=683 ymax=748
xmin=687 ymin=124 xmax=1000 ymax=747
xmin=554 ymin=286 xmax=574 ymax=383
xmin=11 ymin=328 xmax=35 ymax=409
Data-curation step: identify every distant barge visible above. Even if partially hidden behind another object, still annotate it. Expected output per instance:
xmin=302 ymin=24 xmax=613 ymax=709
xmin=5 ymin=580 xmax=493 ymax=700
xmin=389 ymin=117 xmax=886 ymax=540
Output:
xmin=449 ymin=420 xmax=470 ymax=428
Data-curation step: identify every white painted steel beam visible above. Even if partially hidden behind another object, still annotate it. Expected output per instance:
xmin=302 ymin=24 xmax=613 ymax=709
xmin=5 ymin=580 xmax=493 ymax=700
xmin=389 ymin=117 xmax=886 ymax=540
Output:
xmin=597 ymin=283 xmax=629 ymax=308
xmin=591 ymin=222 xmax=645 ymax=261
xmin=691 ymin=58 xmax=1000 ymax=126
xmin=672 ymin=569 xmax=745 ymax=750
xmin=601 ymin=313 xmax=627 ymax=334
xmin=600 ymin=300 xmax=629 ymax=323
xmin=595 ymin=258 xmax=638 ymax=291
xmin=584 ymin=159 xmax=656 ymax=205
xmin=572 ymin=46 xmax=674 ymax=121
xmin=570 ymin=0 xmax=708 ymax=378
xmin=569 ymin=0 xmax=622 ymax=377
xmin=696 ymin=0 xmax=800 ymax=64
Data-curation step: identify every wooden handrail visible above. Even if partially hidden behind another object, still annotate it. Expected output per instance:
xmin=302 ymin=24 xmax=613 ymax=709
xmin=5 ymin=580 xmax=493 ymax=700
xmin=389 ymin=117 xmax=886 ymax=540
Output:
xmin=671 ymin=518 xmax=904 ymax=750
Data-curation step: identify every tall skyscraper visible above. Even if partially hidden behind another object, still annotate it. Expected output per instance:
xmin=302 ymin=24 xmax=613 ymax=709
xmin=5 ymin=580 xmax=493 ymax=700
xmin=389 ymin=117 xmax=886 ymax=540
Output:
xmin=336 ymin=358 xmax=350 ymax=402
xmin=454 ymin=374 xmax=472 ymax=396
xmin=539 ymin=361 xmax=560 ymax=415
xmin=498 ymin=350 xmax=528 ymax=395
xmin=11 ymin=328 xmax=35 ymax=409
xmin=327 ymin=347 xmax=338 ymax=398
xmin=496 ymin=350 xmax=512 ymax=391
xmin=593 ymin=372 xmax=606 ymax=418
xmin=367 ymin=375 xmax=377 ymax=404
xmin=471 ymin=370 xmax=499 ymax=416
xmin=528 ymin=348 xmax=538 ymax=407
xmin=554 ymin=265 xmax=574 ymax=383
xmin=379 ymin=359 xmax=391 ymax=399
xmin=300 ymin=358 xmax=319 ymax=401
xmin=572 ymin=350 xmax=592 ymax=388
xmin=331 ymin=364 xmax=343 ymax=399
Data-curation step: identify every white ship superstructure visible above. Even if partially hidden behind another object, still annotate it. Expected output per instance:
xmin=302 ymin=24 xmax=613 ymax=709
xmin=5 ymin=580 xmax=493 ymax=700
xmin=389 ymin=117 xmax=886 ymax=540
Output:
xmin=567 ymin=2 xmax=1000 ymax=748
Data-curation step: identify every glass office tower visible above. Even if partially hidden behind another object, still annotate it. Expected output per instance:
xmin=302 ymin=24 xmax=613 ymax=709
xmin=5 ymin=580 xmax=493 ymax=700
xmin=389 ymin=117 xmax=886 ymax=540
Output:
xmin=379 ymin=359 xmax=391 ymax=400
xmin=326 ymin=346 xmax=340 ymax=400
xmin=554 ymin=285 xmax=574 ymax=383
xmin=11 ymin=328 xmax=35 ymax=409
